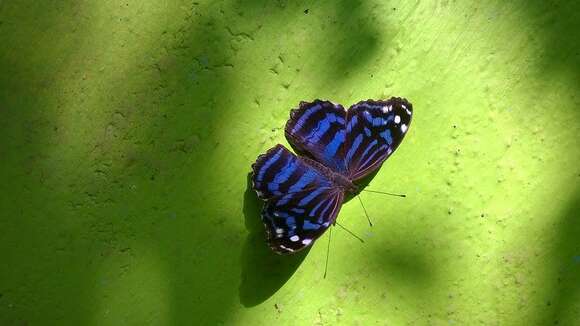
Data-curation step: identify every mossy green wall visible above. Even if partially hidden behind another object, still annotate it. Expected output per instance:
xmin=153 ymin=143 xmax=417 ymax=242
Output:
xmin=0 ymin=1 xmax=578 ymax=325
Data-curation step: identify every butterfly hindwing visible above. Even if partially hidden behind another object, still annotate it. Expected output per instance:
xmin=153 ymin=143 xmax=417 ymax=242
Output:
xmin=262 ymin=189 xmax=344 ymax=254
xmin=345 ymin=97 xmax=412 ymax=180
xmin=284 ymin=100 xmax=348 ymax=173
xmin=251 ymin=144 xmax=344 ymax=254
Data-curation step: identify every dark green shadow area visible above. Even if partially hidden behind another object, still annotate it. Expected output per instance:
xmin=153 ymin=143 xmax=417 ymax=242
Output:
xmin=240 ymin=173 xmax=310 ymax=307
xmin=102 ymin=4 xmax=256 ymax=325
xmin=368 ymin=198 xmax=441 ymax=315
xmin=0 ymin=2 xmax=98 ymax=325
xmin=534 ymin=191 xmax=580 ymax=325
xmin=517 ymin=2 xmax=580 ymax=324
xmin=324 ymin=0 xmax=382 ymax=80
xmin=0 ymin=0 xmax=245 ymax=324
xmin=374 ymin=241 xmax=433 ymax=289
xmin=523 ymin=1 xmax=580 ymax=88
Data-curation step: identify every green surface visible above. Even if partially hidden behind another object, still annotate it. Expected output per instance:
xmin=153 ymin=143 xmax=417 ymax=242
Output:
xmin=1 ymin=1 xmax=579 ymax=325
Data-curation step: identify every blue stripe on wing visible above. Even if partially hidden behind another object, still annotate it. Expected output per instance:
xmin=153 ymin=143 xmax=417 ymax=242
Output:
xmin=285 ymin=100 xmax=348 ymax=173
xmin=252 ymin=144 xmax=332 ymax=200
xmin=345 ymin=97 xmax=413 ymax=180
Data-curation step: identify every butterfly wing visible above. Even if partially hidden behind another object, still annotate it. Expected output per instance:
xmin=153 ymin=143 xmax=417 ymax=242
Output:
xmin=262 ymin=189 xmax=343 ymax=254
xmin=252 ymin=144 xmax=343 ymax=254
xmin=284 ymin=100 xmax=348 ymax=174
xmin=345 ymin=97 xmax=412 ymax=180
xmin=252 ymin=144 xmax=333 ymax=200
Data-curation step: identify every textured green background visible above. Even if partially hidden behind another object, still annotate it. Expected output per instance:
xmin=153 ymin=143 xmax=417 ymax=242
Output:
xmin=1 ymin=1 xmax=579 ymax=325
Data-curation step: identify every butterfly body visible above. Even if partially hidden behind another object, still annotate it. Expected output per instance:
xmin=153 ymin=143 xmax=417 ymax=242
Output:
xmin=252 ymin=98 xmax=412 ymax=254
xmin=298 ymin=154 xmax=358 ymax=194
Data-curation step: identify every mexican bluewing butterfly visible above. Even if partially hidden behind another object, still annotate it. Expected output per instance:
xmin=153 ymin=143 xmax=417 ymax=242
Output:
xmin=251 ymin=97 xmax=412 ymax=254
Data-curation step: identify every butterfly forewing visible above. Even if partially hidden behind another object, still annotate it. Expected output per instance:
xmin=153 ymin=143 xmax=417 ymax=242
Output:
xmin=284 ymin=100 xmax=348 ymax=174
xmin=252 ymin=144 xmax=333 ymax=200
xmin=345 ymin=98 xmax=412 ymax=180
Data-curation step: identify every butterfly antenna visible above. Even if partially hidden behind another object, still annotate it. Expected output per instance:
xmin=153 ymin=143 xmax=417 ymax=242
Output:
xmin=362 ymin=189 xmax=406 ymax=197
xmin=335 ymin=222 xmax=365 ymax=243
xmin=357 ymin=195 xmax=373 ymax=227
xmin=323 ymin=227 xmax=332 ymax=279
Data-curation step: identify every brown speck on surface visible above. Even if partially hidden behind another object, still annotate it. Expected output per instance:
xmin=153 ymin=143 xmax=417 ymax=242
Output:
xmin=274 ymin=303 xmax=283 ymax=313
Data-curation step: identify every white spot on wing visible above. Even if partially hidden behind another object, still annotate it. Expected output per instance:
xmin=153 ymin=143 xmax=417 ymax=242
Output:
xmin=302 ymin=239 xmax=312 ymax=245
xmin=279 ymin=244 xmax=294 ymax=252
xmin=394 ymin=115 xmax=401 ymax=124
xmin=381 ymin=106 xmax=388 ymax=113
xmin=401 ymin=124 xmax=408 ymax=133
xmin=276 ymin=228 xmax=284 ymax=234
xmin=290 ymin=235 xmax=299 ymax=242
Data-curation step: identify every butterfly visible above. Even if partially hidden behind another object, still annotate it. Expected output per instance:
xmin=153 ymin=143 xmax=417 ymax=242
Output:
xmin=251 ymin=97 xmax=412 ymax=254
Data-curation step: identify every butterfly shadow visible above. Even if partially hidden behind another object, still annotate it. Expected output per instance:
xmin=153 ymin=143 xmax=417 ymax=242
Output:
xmin=239 ymin=173 xmax=310 ymax=307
